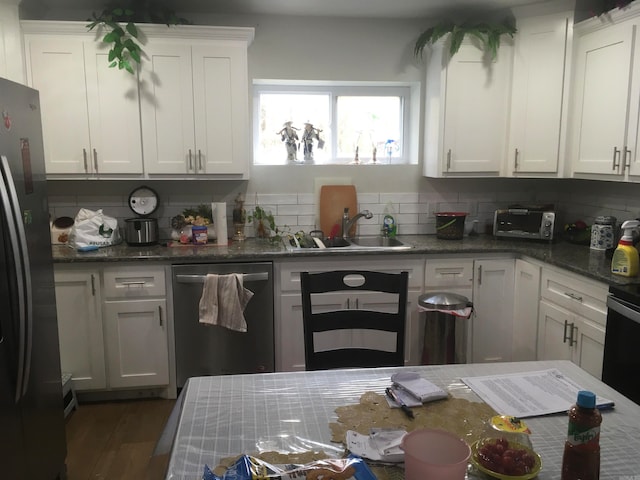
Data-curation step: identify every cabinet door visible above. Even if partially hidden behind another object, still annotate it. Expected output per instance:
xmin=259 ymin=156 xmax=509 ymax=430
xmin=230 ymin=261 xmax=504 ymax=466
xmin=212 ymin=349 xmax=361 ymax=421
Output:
xmin=192 ymin=45 xmax=250 ymax=176
xmin=25 ymin=37 xmax=92 ymax=175
xmin=574 ymin=318 xmax=605 ymax=379
xmin=442 ymin=43 xmax=512 ymax=174
xmin=54 ymin=269 xmax=106 ymax=391
xmin=571 ymin=22 xmax=634 ymax=176
xmin=508 ymin=14 xmax=569 ymax=174
xmin=537 ymin=299 xmax=574 ymax=362
xmin=472 ymin=259 xmax=515 ymax=362
xmin=84 ymin=43 xmax=143 ymax=175
xmin=512 ymin=259 xmax=541 ymax=361
xmin=103 ymin=299 xmax=169 ymax=388
xmin=140 ymin=43 xmax=196 ymax=174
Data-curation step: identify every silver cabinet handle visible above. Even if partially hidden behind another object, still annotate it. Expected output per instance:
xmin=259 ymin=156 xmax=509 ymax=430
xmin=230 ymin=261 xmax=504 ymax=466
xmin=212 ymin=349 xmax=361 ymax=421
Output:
xmin=624 ymin=147 xmax=631 ymax=172
xmin=91 ymin=274 xmax=96 ymax=296
xmin=83 ymin=148 xmax=88 ymax=173
xmin=514 ymin=148 xmax=519 ymax=171
xmin=613 ymin=146 xmax=621 ymax=170
xmin=188 ymin=149 xmax=193 ymax=170
xmin=346 ymin=298 xmax=350 ymax=309
xmin=121 ymin=281 xmax=146 ymax=287
xmin=568 ymin=323 xmax=577 ymax=347
xmin=564 ymin=292 xmax=583 ymax=302
xmin=175 ymin=272 xmax=269 ymax=283
xmin=446 ymin=149 xmax=452 ymax=170
xmin=477 ymin=265 xmax=482 ymax=286
xmin=198 ymin=149 xmax=203 ymax=171
xmin=563 ymin=320 xmax=577 ymax=346
xmin=355 ymin=298 xmax=359 ymax=309
xmin=158 ymin=305 xmax=163 ymax=327
xmin=93 ymin=148 xmax=98 ymax=172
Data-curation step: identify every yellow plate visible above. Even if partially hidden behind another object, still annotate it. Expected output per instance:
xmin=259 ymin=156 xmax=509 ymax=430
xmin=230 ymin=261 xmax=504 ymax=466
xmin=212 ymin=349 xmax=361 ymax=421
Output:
xmin=470 ymin=440 xmax=542 ymax=480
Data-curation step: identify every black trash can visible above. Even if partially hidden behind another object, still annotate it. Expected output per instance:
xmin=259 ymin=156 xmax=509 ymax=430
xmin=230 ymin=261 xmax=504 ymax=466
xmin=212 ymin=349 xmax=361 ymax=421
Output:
xmin=418 ymin=291 xmax=472 ymax=365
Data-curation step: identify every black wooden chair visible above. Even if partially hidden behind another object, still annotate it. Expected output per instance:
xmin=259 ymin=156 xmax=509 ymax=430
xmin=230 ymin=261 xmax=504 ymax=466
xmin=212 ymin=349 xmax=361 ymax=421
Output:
xmin=300 ymin=270 xmax=409 ymax=371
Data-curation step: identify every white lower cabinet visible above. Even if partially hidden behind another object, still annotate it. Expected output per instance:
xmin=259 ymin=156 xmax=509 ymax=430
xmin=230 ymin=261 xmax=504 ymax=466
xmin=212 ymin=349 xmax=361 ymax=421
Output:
xmin=537 ymin=266 xmax=607 ymax=379
xmin=102 ymin=299 xmax=169 ymax=388
xmin=512 ymin=259 xmax=541 ymax=361
xmin=54 ymin=268 xmax=105 ymax=391
xmin=54 ymin=264 xmax=170 ymax=392
xmin=275 ymin=257 xmax=425 ymax=372
xmin=472 ymin=258 xmax=515 ymax=363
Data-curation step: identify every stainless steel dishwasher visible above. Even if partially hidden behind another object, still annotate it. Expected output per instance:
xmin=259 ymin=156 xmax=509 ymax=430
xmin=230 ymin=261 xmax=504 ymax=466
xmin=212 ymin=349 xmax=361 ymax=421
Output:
xmin=172 ymin=262 xmax=274 ymax=388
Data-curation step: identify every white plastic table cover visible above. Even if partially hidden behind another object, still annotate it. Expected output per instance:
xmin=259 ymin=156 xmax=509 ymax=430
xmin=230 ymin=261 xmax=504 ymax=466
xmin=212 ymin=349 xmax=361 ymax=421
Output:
xmin=164 ymin=360 xmax=640 ymax=479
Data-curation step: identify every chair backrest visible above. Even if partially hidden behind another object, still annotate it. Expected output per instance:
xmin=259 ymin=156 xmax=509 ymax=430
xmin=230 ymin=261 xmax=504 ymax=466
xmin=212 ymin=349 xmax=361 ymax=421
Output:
xmin=300 ymin=270 xmax=409 ymax=371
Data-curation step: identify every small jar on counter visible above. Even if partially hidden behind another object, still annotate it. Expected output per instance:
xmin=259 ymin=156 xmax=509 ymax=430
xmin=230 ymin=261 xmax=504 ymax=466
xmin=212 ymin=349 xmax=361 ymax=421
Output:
xmin=590 ymin=216 xmax=616 ymax=251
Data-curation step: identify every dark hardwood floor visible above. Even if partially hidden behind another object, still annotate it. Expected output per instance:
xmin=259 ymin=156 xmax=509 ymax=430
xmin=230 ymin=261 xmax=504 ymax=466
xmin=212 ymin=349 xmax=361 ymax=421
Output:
xmin=64 ymin=398 xmax=176 ymax=480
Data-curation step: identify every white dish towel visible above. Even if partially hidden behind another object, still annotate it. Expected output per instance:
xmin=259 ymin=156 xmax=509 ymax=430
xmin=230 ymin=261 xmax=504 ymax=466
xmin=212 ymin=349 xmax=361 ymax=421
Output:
xmin=198 ymin=273 xmax=254 ymax=332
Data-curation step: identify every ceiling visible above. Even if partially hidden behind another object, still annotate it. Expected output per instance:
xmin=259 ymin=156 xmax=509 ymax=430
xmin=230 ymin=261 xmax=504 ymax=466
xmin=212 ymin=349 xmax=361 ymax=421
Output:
xmin=20 ymin=0 xmax=563 ymax=20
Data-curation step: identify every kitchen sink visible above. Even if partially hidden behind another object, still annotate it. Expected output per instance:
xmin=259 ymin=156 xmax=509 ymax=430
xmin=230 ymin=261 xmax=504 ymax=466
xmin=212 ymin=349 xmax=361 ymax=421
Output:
xmin=350 ymin=236 xmax=407 ymax=248
xmin=284 ymin=235 xmax=412 ymax=252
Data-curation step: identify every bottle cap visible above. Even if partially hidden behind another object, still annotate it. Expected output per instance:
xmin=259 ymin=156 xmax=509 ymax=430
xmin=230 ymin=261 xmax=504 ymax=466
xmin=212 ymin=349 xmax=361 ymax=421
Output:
xmin=577 ymin=390 xmax=596 ymax=409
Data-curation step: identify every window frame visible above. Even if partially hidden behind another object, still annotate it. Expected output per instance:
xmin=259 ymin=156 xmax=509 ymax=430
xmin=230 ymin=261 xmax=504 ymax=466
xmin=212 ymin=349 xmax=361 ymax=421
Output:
xmin=252 ymin=80 xmax=414 ymax=165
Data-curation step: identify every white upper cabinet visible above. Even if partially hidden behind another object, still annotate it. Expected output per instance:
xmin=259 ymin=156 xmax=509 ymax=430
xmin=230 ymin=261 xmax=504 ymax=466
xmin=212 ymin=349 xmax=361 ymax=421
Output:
xmin=507 ymin=11 xmax=572 ymax=175
xmin=568 ymin=4 xmax=640 ymax=181
xmin=424 ymin=40 xmax=513 ymax=177
xmin=570 ymin=21 xmax=634 ymax=177
xmin=140 ymin=25 xmax=253 ymax=178
xmin=22 ymin=22 xmax=143 ymax=177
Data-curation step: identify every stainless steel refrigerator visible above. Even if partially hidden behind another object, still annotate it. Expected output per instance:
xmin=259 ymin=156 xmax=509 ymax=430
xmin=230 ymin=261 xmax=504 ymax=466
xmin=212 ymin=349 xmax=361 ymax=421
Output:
xmin=0 ymin=77 xmax=66 ymax=479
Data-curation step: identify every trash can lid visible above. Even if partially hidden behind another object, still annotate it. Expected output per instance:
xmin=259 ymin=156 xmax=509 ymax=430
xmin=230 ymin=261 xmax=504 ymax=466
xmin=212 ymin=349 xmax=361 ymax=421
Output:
xmin=418 ymin=291 xmax=472 ymax=310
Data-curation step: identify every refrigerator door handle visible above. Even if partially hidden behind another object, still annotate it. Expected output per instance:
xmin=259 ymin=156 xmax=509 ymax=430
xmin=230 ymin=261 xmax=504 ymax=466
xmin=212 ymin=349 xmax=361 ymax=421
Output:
xmin=0 ymin=155 xmax=33 ymax=401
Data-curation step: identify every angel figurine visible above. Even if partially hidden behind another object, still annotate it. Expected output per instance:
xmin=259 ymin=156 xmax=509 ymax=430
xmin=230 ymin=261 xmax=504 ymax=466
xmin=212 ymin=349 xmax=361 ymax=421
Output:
xmin=277 ymin=121 xmax=300 ymax=162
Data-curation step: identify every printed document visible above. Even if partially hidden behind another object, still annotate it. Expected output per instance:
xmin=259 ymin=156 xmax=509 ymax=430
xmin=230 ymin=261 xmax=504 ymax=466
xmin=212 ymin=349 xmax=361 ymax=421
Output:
xmin=461 ymin=369 xmax=614 ymax=418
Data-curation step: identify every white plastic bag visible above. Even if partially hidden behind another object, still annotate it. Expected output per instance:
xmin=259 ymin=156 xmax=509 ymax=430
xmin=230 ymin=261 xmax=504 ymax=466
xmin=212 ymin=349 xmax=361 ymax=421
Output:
xmin=69 ymin=208 xmax=121 ymax=249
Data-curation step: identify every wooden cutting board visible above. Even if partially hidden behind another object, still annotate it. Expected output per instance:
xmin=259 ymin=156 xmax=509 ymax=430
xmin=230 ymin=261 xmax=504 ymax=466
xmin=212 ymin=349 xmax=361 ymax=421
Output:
xmin=319 ymin=185 xmax=357 ymax=237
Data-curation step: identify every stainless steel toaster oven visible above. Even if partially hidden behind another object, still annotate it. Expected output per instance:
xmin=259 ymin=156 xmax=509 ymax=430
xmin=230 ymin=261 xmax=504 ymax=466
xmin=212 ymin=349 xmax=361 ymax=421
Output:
xmin=493 ymin=205 xmax=555 ymax=241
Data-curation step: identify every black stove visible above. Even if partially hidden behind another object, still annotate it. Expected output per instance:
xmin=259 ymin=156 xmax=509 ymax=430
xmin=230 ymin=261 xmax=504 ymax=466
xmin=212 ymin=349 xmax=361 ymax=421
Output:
xmin=603 ymin=283 xmax=640 ymax=405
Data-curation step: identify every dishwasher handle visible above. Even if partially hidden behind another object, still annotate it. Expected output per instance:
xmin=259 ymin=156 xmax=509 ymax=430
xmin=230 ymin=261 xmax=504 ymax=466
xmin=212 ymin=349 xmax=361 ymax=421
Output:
xmin=175 ymin=272 xmax=270 ymax=284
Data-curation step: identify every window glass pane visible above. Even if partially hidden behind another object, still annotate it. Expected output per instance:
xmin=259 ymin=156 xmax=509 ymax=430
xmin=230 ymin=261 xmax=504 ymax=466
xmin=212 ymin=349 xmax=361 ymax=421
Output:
xmin=256 ymin=93 xmax=330 ymax=165
xmin=337 ymin=96 xmax=402 ymax=164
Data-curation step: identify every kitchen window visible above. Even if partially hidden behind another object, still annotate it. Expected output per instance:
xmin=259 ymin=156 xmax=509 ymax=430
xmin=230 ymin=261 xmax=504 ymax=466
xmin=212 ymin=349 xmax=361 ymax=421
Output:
xmin=253 ymin=82 xmax=414 ymax=165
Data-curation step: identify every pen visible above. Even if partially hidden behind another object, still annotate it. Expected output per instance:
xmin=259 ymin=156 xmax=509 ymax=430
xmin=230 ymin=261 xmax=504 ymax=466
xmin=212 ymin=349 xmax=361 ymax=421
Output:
xmin=385 ymin=387 xmax=414 ymax=419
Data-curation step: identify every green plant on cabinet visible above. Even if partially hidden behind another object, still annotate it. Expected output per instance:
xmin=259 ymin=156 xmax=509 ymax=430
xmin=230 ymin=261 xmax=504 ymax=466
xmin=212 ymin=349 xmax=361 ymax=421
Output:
xmin=86 ymin=0 xmax=189 ymax=74
xmin=414 ymin=18 xmax=517 ymax=60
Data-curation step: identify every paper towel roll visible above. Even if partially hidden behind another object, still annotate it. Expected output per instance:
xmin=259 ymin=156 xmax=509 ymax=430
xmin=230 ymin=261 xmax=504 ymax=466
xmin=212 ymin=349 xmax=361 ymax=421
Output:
xmin=213 ymin=202 xmax=228 ymax=245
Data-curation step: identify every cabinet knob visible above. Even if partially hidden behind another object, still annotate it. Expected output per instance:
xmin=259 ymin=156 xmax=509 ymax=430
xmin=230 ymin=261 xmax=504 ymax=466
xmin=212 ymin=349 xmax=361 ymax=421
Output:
xmin=83 ymin=148 xmax=88 ymax=173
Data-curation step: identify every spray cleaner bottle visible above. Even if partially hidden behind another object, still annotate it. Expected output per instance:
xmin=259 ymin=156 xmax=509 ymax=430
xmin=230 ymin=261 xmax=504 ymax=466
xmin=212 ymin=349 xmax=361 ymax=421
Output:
xmin=611 ymin=220 xmax=640 ymax=277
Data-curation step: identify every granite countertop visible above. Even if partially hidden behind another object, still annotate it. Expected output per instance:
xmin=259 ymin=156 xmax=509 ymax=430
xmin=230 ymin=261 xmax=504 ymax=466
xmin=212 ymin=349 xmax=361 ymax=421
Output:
xmin=51 ymin=235 xmax=638 ymax=287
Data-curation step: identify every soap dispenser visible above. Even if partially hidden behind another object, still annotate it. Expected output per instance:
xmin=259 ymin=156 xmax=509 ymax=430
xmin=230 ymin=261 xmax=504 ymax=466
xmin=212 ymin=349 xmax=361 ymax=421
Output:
xmin=382 ymin=202 xmax=397 ymax=238
xmin=611 ymin=220 xmax=640 ymax=277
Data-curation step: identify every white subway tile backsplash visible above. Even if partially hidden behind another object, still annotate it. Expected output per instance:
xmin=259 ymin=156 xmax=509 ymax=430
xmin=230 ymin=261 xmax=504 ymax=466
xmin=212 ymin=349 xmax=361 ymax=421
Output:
xmin=47 ymin=178 xmax=640 ymax=241
xmin=380 ymin=192 xmax=419 ymax=203
xmin=297 ymin=193 xmax=315 ymax=205
xmin=400 ymin=203 xmax=429 ymax=214
xmin=358 ymin=193 xmax=380 ymax=204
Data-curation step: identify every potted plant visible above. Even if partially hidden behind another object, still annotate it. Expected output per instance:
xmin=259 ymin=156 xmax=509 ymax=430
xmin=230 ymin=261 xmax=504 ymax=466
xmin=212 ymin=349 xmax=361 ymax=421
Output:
xmin=414 ymin=18 xmax=517 ymax=60
xmin=248 ymin=205 xmax=276 ymax=239
xmin=86 ymin=0 xmax=189 ymax=74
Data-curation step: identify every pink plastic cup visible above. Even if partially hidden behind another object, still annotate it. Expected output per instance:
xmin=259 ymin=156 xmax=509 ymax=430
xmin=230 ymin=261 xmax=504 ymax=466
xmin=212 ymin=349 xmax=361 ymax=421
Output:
xmin=401 ymin=428 xmax=471 ymax=480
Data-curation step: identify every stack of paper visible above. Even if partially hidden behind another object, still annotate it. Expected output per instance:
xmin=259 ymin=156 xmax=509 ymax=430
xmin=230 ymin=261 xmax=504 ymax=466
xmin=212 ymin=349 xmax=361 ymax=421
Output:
xmin=388 ymin=372 xmax=448 ymax=407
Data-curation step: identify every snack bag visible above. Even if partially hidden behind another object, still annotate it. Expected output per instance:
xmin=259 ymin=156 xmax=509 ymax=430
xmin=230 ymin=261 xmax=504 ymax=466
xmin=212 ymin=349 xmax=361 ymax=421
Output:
xmin=204 ymin=454 xmax=376 ymax=480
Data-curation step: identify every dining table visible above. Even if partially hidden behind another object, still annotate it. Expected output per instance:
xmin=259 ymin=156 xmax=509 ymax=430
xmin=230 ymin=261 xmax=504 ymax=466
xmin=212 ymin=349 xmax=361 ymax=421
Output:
xmin=160 ymin=360 xmax=640 ymax=479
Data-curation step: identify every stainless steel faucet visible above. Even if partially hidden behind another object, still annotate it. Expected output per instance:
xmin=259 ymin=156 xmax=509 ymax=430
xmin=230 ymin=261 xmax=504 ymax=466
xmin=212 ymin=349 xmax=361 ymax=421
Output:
xmin=341 ymin=207 xmax=373 ymax=239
